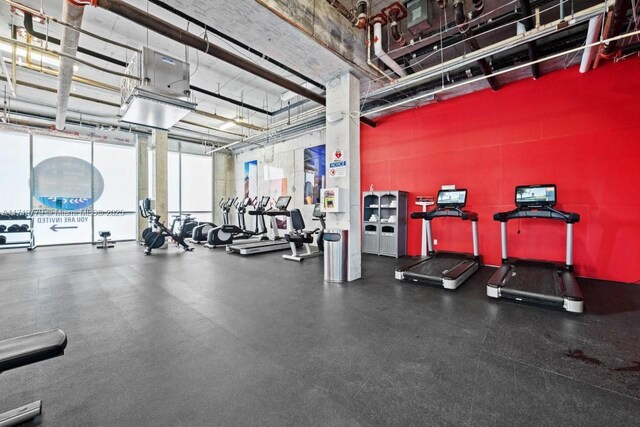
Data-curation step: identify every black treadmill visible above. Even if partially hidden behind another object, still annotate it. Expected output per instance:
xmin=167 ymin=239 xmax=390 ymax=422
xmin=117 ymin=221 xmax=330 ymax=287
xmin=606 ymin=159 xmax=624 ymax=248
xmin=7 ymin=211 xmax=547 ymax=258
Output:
xmin=487 ymin=184 xmax=583 ymax=313
xmin=395 ymin=189 xmax=481 ymax=290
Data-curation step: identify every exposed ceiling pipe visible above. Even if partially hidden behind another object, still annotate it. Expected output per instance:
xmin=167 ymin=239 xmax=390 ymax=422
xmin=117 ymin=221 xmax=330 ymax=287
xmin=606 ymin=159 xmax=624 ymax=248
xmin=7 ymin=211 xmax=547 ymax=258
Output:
xmin=519 ymin=0 xmax=541 ymax=79
xmin=147 ymin=0 xmax=325 ymax=91
xmin=371 ymin=1 xmax=613 ymax=99
xmin=355 ymin=1 xmax=369 ymax=29
xmin=601 ymin=0 xmax=632 ymax=57
xmin=389 ymin=9 xmax=406 ymax=46
xmin=23 ymin=12 xmax=119 ymax=66
xmin=453 ymin=0 xmax=499 ymax=90
xmin=580 ymin=15 xmax=603 ymax=72
xmin=469 ymin=0 xmax=484 ymax=20
xmin=88 ymin=0 xmax=376 ymax=128
xmin=366 ymin=24 xmax=395 ymax=82
xmin=55 ymin=0 xmax=87 ymax=130
xmin=326 ymin=0 xmax=358 ymax=26
xmin=373 ymin=20 xmax=407 ymax=77
xmin=23 ymin=13 xmax=273 ymax=116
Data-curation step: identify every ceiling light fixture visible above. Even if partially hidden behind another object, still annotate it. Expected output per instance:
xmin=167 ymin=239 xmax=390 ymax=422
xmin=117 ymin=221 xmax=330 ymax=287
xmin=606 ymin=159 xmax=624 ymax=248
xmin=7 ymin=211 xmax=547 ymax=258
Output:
xmin=220 ymin=121 xmax=237 ymax=130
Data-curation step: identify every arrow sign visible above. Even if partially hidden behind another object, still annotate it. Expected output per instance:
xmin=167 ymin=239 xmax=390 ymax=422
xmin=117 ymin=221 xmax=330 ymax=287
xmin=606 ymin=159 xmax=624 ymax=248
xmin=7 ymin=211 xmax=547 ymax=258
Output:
xmin=50 ymin=224 xmax=78 ymax=232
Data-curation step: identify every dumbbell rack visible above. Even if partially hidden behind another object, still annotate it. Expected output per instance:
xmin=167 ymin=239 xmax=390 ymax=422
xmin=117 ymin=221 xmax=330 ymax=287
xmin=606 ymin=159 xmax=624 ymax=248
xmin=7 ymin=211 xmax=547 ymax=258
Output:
xmin=0 ymin=215 xmax=36 ymax=251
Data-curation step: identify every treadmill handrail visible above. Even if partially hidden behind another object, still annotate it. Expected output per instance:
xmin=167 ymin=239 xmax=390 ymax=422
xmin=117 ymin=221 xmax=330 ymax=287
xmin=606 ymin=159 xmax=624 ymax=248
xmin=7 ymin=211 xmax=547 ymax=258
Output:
xmin=411 ymin=207 xmax=478 ymax=221
xmin=493 ymin=206 xmax=579 ymax=224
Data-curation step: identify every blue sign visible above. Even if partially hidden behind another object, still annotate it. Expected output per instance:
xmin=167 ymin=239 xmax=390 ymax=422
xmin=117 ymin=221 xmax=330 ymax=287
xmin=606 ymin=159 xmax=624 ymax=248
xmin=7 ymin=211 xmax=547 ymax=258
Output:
xmin=329 ymin=161 xmax=346 ymax=168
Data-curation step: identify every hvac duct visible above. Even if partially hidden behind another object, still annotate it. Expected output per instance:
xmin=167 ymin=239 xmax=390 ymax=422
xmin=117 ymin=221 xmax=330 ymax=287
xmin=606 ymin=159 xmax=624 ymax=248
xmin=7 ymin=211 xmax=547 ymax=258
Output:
xmin=373 ymin=21 xmax=407 ymax=77
xmin=469 ymin=0 xmax=484 ymax=20
xmin=55 ymin=0 xmax=87 ymax=130
xmin=88 ymin=0 xmax=376 ymax=127
xmin=453 ymin=0 xmax=499 ymax=90
xmin=389 ymin=8 xmax=406 ymax=45
xmin=355 ymin=0 xmax=369 ymax=29
xmin=580 ymin=15 xmax=603 ymax=72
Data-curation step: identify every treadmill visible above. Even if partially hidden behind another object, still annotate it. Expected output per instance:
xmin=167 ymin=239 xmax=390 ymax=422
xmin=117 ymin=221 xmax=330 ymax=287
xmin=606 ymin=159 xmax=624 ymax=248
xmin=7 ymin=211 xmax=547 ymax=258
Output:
xmin=487 ymin=184 xmax=583 ymax=313
xmin=395 ymin=189 xmax=481 ymax=290
xmin=226 ymin=196 xmax=292 ymax=255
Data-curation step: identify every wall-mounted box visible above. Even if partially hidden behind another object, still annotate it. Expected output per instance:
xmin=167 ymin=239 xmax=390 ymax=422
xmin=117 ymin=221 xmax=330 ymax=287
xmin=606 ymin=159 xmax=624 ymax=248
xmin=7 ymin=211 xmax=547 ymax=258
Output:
xmin=321 ymin=188 xmax=347 ymax=213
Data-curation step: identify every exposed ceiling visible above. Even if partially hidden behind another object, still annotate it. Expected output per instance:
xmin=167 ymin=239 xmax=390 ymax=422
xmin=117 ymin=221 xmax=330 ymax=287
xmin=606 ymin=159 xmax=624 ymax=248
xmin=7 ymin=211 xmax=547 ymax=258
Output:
xmin=0 ymin=0 xmax=638 ymax=151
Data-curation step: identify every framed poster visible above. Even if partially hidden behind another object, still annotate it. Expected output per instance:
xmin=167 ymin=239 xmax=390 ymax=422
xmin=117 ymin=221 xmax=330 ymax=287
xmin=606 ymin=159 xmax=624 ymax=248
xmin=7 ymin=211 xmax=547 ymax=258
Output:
xmin=303 ymin=145 xmax=326 ymax=205
xmin=244 ymin=160 xmax=258 ymax=199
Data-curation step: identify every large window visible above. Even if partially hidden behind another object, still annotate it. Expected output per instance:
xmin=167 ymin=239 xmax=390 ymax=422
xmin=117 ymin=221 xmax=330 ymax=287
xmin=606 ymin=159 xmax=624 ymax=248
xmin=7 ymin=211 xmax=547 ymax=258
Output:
xmin=0 ymin=131 xmax=30 ymax=211
xmin=93 ymin=143 xmax=137 ymax=241
xmin=181 ymin=153 xmax=213 ymax=222
xmin=0 ymin=130 xmax=210 ymax=246
xmin=0 ymin=131 xmax=137 ymax=246
xmin=167 ymin=142 xmax=213 ymax=224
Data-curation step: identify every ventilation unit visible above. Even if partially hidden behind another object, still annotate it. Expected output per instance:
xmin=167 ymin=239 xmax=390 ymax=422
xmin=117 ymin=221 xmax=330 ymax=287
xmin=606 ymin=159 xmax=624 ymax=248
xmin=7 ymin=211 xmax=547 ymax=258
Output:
xmin=120 ymin=47 xmax=197 ymax=130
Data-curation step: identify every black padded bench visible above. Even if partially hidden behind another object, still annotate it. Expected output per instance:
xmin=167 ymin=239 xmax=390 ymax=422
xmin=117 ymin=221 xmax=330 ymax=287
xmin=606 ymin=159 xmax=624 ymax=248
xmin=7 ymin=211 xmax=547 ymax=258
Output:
xmin=0 ymin=329 xmax=67 ymax=426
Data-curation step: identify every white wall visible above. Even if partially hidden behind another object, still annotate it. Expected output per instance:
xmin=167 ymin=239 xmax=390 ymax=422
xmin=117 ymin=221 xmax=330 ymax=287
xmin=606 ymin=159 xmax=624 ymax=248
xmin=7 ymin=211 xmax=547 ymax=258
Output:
xmin=234 ymin=129 xmax=326 ymax=229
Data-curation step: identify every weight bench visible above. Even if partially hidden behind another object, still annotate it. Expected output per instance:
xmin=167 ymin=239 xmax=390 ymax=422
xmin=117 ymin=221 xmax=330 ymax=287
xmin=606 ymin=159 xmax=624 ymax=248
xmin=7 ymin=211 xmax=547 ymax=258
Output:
xmin=0 ymin=329 xmax=67 ymax=426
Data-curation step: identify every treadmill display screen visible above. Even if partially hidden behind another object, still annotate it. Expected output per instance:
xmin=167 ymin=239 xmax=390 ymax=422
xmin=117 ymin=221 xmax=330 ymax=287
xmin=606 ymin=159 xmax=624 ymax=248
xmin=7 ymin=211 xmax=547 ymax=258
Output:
xmin=275 ymin=196 xmax=292 ymax=209
xmin=437 ymin=189 xmax=467 ymax=208
xmin=515 ymin=184 xmax=556 ymax=207
xmin=260 ymin=196 xmax=271 ymax=207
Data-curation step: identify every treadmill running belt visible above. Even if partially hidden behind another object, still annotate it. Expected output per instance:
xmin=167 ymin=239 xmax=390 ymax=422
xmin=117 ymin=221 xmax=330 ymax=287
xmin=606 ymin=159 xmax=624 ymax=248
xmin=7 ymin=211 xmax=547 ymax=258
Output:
xmin=507 ymin=262 xmax=561 ymax=297
xmin=408 ymin=253 xmax=469 ymax=277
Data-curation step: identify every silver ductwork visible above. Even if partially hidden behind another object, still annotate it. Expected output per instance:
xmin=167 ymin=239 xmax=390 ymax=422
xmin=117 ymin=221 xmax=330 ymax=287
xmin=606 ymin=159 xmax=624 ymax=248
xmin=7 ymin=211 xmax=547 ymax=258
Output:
xmin=55 ymin=1 xmax=86 ymax=130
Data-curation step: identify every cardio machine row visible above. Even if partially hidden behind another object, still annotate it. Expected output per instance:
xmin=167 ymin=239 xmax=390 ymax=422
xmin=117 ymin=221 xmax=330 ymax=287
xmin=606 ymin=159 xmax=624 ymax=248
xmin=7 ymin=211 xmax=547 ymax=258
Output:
xmin=192 ymin=195 xmax=326 ymax=259
xmin=137 ymin=195 xmax=325 ymax=261
xmin=395 ymin=184 xmax=583 ymax=314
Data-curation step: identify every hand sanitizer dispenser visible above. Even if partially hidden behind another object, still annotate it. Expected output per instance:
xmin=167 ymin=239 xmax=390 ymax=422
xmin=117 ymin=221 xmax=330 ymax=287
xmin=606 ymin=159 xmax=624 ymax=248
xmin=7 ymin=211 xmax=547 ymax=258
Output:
xmin=321 ymin=188 xmax=347 ymax=213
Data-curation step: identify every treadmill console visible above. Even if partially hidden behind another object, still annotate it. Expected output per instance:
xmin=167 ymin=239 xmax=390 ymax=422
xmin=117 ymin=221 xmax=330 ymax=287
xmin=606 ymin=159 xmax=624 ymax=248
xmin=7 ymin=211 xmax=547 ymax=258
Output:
xmin=275 ymin=196 xmax=292 ymax=210
xmin=259 ymin=196 xmax=271 ymax=208
xmin=515 ymin=184 xmax=556 ymax=208
xmin=436 ymin=189 xmax=467 ymax=208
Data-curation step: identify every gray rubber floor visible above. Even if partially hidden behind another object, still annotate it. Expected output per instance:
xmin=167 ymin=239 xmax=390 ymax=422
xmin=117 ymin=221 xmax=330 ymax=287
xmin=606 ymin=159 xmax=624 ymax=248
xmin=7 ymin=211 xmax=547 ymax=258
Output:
xmin=1 ymin=243 xmax=639 ymax=426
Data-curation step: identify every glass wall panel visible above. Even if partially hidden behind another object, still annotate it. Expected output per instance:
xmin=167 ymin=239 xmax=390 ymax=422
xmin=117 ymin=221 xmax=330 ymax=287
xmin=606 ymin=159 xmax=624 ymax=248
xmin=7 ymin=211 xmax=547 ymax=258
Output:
xmin=0 ymin=131 xmax=30 ymax=211
xmin=168 ymin=151 xmax=180 ymax=213
xmin=93 ymin=143 xmax=136 ymax=241
xmin=181 ymin=153 xmax=212 ymax=214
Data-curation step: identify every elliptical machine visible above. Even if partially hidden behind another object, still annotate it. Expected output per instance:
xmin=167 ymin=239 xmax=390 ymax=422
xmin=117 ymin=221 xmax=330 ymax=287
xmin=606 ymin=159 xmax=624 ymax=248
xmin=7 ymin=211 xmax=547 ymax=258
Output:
xmin=282 ymin=204 xmax=326 ymax=261
xmin=205 ymin=196 xmax=269 ymax=248
xmin=138 ymin=198 xmax=194 ymax=255
xmin=192 ymin=198 xmax=233 ymax=243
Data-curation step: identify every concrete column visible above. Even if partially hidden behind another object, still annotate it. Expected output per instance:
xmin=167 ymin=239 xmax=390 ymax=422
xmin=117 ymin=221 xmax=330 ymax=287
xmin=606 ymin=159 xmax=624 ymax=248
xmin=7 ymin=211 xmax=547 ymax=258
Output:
xmin=151 ymin=129 xmax=169 ymax=225
xmin=136 ymin=135 xmax=149 ymax=241
xmin=325 ymin=73 xmax=361 ymax=281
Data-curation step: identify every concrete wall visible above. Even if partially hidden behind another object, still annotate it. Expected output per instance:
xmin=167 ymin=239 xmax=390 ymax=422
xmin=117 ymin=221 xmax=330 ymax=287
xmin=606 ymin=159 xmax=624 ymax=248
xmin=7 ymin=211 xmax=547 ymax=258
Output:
xmin=214 ymin=152 xmax=235 ymax=225
xmin=234 ymin=129 xmax=326 ymax=228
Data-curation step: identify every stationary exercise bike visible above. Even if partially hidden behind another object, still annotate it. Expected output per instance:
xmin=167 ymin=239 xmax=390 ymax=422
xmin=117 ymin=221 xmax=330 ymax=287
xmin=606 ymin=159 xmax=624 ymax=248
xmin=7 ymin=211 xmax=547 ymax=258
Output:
xmin=282 ymin=204 xmax=326 ymax=261
xmin=138 ymin=198 xmax=194 ymax=255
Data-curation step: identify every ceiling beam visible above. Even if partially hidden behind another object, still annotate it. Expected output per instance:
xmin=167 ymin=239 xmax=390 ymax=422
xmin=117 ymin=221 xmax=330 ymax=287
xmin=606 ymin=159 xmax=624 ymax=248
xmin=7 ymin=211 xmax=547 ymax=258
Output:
xmin=90 ymin=0 xmax=376 ymax=127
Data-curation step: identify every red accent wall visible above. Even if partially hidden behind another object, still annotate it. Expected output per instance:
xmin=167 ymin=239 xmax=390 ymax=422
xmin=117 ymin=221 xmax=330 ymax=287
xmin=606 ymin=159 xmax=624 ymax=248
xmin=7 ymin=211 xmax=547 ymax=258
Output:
xmin=361 ymin=58 xmax=640 ymax=283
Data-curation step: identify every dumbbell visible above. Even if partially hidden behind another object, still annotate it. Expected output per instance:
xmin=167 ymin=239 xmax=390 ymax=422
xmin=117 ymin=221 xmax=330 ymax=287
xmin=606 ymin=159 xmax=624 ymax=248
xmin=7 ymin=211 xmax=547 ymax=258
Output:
xmin=0 ymin=225 xmax=6 ymax=233
xmin=19 ymin=224 xmax=29 ymax=232
xmin=7 ymin=224 xmax=20 ymax=232
xmin=0 ymin=236 xmax=6 ymax=244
